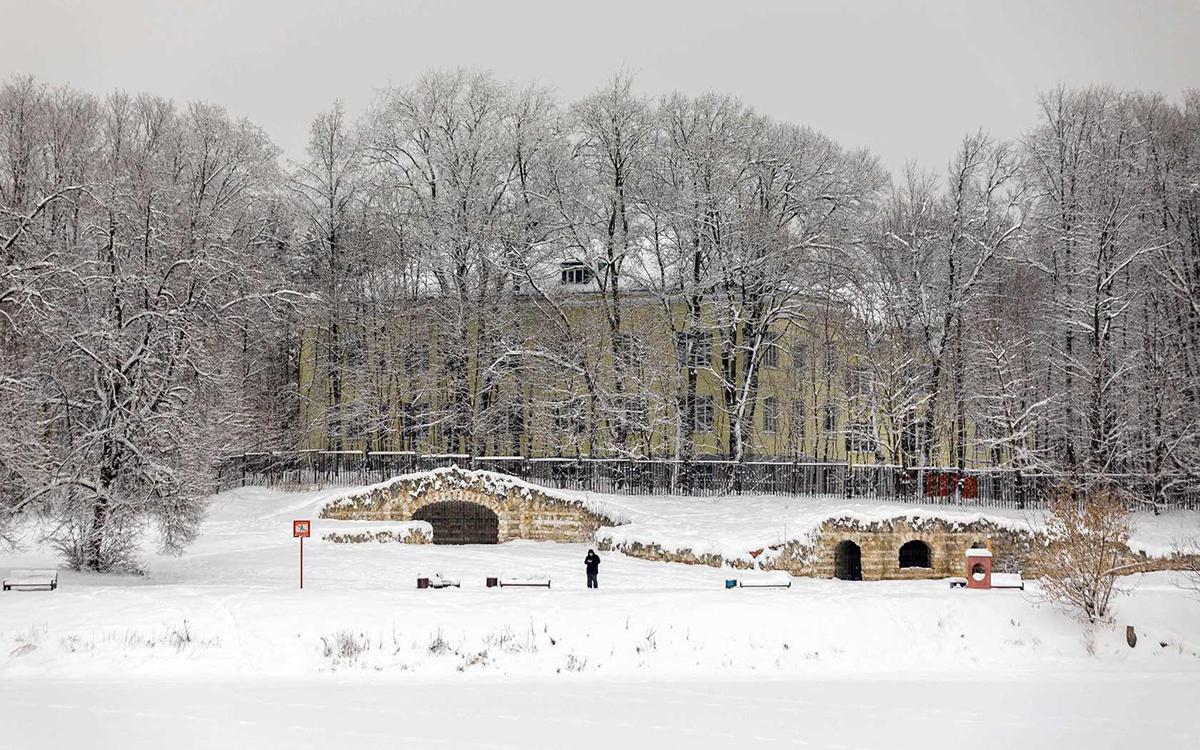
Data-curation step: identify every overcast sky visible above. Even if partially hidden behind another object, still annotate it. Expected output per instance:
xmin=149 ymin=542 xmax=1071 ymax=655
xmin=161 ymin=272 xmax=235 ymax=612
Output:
xmin=2 ymin=0 xmax=1197 ymax=177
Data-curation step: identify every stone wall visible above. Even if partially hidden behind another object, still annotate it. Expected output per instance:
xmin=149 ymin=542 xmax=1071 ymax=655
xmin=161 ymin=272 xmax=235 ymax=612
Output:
xmin=320 ymin=467 xmax=616 ymax=543
xmin=807 ymin=517 xmax=1034 ymax=580
xmin=601 ymin=515 xmax=1039 ymax=580
xmin=320 ymin=470 xmax=1191 ymax=579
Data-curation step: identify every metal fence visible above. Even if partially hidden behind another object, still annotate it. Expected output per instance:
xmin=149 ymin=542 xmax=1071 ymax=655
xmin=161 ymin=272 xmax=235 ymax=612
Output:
xmin=215 ymin=450 xmax=1200 ymax=511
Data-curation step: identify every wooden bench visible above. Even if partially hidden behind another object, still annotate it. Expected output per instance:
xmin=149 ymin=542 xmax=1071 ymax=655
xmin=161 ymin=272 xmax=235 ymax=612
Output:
xmin=948 ymin=574 xmax=1024 ymax=590
xmin=488 ymin=576 xmax=551 ymax=589
xmin=991 ymin=573 xmax=1026 ymax=591
xmin=3 ymin=569 xmax=59 ymax=592
xmin=728 ymin=571 xmax=792 ymax=589
xmin=417 ymin=573 xmax=460 ymax=589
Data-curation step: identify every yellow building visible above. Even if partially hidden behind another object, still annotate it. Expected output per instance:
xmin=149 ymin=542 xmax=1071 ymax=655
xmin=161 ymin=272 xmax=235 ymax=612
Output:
xmin=296 ymin=264 xmax=1000 ymax=469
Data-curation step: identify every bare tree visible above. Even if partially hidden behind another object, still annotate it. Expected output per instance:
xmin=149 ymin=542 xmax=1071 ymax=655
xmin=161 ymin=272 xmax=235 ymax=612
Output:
xmin=0 ymin=80 xmax=291 ymax=569
xmin=1031 ymin=486 xmax=1132 ymax=622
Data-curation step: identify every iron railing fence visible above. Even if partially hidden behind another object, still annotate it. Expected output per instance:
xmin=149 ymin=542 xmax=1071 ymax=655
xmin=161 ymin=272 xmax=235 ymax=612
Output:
xmin=215 ymin=451 xmax=1200 ymax=511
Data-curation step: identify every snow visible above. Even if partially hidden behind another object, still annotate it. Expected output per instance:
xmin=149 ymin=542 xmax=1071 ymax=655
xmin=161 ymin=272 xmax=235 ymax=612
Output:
xmin=1 ymin=483 xmax=1198 ymax=747
xmin=3 ymin=676 xmax=1199 ymax=750
xmin=733 ymin=570 xmax=792 ymax=587
xmin=320 ymin=519 xmax=432 ymax=543
xmin=1128 ymin=510 xmax=1200 ymax=557
xmin=967 ymin=548 xmax=994 ymax=557
xmin=991 ymin=573 xmax=1025 ymax=589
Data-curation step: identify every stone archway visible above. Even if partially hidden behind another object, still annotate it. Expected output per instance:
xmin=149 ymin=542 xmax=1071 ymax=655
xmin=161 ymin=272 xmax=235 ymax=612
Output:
xmin=835 ymin=540 xmax=863 ymax=581
xmin=898 ymin=539 xmax=932 ymax=568
xmin=413 ymin=500 xmax=500 ymax=544
xmin=320 ymin=467 xmax=617 ymax=543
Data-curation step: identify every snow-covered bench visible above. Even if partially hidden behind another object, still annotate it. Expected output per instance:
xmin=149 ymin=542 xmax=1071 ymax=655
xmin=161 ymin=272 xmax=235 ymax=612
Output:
xmin=947 ymin=573 xmax=1025 ymax=590
xmin=417 ymin=573 xmax=460 ymax=589
xmin=487 ymin=576 xmax=551 ymax=588
xmin=726 ymin=571 xmax=792 ymax=589
xmin=991 ymin=573 xmax=1025 ymax=590
xmin=3 ymin=569 xmax=58 ymax=592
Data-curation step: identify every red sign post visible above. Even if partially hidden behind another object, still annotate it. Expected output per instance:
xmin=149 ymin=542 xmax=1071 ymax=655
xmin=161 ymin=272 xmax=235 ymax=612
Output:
xmin=293 ymin=520 xmax=311 ymax=589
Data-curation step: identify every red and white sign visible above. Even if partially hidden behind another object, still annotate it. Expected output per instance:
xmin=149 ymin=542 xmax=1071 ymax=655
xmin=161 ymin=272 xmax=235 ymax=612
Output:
xmin=293 ymin=520 xmax=311 ymax=589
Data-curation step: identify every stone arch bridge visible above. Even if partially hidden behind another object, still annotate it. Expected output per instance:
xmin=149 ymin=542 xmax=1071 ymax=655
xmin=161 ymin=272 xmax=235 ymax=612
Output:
xmin=319 ymin=466 xmax=617 ymax=544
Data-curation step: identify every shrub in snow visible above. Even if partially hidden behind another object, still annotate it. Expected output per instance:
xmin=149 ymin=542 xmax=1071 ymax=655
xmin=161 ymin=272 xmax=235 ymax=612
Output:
xmin=427 ymin=629 xmax=452 ymax=656
xmin=1178 ymin=538 xmax=1200 ymax=601
xmin=52 ymin=502 xmax=148 ymax=574
xmin=560 ymin=653 xmax=589 ymax=673
xmin=1031 ymin=486 xmax=1131 ymax=623
xmin=321 ymin=631 xmax=371 ymax=665
xmin=321 ymin=521 xmax=433 ymax=544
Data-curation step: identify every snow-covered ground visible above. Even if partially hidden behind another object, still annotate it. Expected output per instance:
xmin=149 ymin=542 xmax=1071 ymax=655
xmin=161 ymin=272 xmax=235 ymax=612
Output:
xmin=2 ymin=484 xmax=1199 ymax=748
xmin=3 ymin=675 xmax=1197 ymax=750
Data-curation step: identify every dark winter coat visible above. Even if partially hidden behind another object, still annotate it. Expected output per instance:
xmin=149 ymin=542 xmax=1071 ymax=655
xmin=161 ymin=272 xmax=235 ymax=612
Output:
xmin=584 ymin=552 xmax=600 ymax=575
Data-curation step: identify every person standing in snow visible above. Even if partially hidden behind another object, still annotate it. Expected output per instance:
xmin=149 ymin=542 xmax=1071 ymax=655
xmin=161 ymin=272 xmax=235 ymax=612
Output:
xmin=584 ymin=549 xmax=600 ymax=589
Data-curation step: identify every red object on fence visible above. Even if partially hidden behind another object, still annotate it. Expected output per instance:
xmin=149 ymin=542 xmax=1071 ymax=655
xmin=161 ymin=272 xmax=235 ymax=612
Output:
xmin=921 ymin=472 xmax=979 ymax=499
xmin=293 ymin=520 xmax=311 ymax=589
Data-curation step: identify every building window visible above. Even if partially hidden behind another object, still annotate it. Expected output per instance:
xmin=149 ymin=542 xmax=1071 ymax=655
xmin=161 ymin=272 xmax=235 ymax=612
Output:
xmin=505 ymin=403 xmax=524 ymax=437
xmin=847 ymin=366 xmax=871 ymax=399
xmin=762 ymin=396 xmax=779 ymax=434
xmin=790 ymin=344 xmax=805 ymax=371
xmin=695 ymin=396 xmax=715 ymax=433
xmin=678 ymin=329 xmax=713 ymax=369
xmin=762 ymin=343 xmax=779 ymax=368
xmin=902 ymin=418 xmax=931 ymax=463
xmin=899 ymin=540 xmax=932 ymax=569
xmin=790 ymin=401 xmax=806 ymax=441
xmin=553 ymin=398 xmax=585 ymax=435
xmin=846 ymin=422 xmax=875 ymax=453
xmin=976 ymin=419 xmax=1006 ymax=466
xmin=823 ymin=403 xmax=838 ymax=433
xmin=560 ymin=261 xmax=593 ymax=285
xmin=614 ymin=332 xmax=646 ymax=372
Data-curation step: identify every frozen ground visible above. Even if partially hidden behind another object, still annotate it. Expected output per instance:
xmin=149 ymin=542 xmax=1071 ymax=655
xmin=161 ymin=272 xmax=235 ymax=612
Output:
xmin=3 ymin=675 xmax=1197 ymax=750
xmin=1 ymin=485 xmax=1199 ymax=748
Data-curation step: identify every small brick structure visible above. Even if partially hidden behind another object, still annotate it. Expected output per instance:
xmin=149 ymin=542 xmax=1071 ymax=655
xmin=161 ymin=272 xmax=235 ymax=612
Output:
xmin=965 ymin=548 xmax=993 ymax=589
xmin=320 ymin=466 xmax=617 ymax=544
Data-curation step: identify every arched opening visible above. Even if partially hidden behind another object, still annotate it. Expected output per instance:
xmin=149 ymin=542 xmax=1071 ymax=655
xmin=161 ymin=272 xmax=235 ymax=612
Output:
xmin=898 ymin=540 xmax=932 ymax=568
xmin=834 ymin=540 xmax=863 ymax=581
xmin=412 ymin=501 xmax=499 ymax=544
xmin=971 ymin=563 xmax=987 ymax=582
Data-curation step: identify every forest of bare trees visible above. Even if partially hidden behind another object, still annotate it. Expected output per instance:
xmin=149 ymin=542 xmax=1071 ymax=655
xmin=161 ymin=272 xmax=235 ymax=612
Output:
xmin=2 ymin=71 xmax=1198 ymax=568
